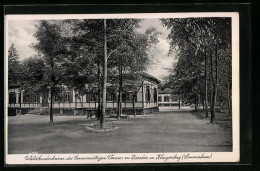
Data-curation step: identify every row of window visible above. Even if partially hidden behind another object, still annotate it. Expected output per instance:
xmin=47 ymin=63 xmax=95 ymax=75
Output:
xmin=158 ymin=96 xmax=170 ymax=102
xmin=9 ymin=87 xmax=158 ymax=104
xmin=9 ymin=92 xmax=39 ymax=104
xmin=146 ymin=87 xmax=157 ymax=102
xmin=9 ymin=92 xmax=137 ymax=104
xmin=54 ymin=93 xmax=116 ymax=102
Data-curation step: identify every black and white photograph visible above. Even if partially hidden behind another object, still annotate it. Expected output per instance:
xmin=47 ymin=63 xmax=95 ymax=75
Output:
xmin=5 ymin=13 xmax=239 ymax=164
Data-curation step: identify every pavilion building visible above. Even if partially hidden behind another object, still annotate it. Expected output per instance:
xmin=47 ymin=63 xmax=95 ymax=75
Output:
xmin=7 ymin=73 xmax=160 ymax=116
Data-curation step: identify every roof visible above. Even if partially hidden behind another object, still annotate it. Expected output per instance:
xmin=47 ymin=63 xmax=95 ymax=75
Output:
xmin=140 ymin=73 xmax=161 ymax=84
xmin=8 ymin=83 xmax=21 ymax=88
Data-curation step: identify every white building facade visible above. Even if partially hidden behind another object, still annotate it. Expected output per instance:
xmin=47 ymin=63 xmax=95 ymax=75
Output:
xmin=8 ymin=74 xmax=160 ymax=116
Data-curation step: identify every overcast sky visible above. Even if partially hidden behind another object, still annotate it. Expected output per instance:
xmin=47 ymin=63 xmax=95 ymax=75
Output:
xmin=7 ymin=19 xmax=176 ymax=80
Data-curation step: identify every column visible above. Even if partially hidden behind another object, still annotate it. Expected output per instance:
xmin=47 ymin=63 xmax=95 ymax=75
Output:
xmin=73 ymin=89 xmax=77 ymax=115
xmin=21 ymin=91 xmax=23 ymax=104
xmin=40 ymin=95 xmax=42 ymax=104
xmin=142 ymin=82 xmax=145 ymax=114
xmin=16 ymin=92 xmax=19 ymax=104
xmin=72 ymin=89 xmax=76 ymax=104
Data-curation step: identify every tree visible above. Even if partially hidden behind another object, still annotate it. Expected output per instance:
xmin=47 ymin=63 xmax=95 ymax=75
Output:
xmin=205 ymin=18 xmax=231 ymax=123
xmin=107 ymin=22 xmax=160 ymax=119
xmin=32 ymin=20 xmax=67 ymax=123
xmin=63 ymin=19 xmax=104 ymax=120
xmin=108 ymin=29 xmax=157 ymax=119
xmin=29 ymin=19 xmax=159 ymax=127
xmin=68 ymin=19 xmax=159 ymax=122
xmin=101 ymin=19 xmax=107 ymax=128
xmin=8 ymin=43 xmax=21 ymax=85
xmin=21 ymin=56 xmax=47 ymax=94
xmin=161 ymin=18 xmax=231 ymax=122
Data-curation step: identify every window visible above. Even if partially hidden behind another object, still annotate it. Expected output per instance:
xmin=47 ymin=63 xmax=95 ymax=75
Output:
xmin=90 ymin=94 xmax=96 ymax=102
xmin=154 ymin=88 xmax=157 ymax=102
xmin=158 ymin=96 xmax=162 ymax=102
xmin=125 ymin=92 xmax=134 ymax=102
xmin=127 ymin=93 xmax=133 ymax=101
xmin=9 ymin=92 xmax=16 ymax=104
xmin=106 ymin=94 xmax=113 ymax=101
xmin=164 ymin=96 xmax=170 ymax=102
xmin=146 ymin=86 xmax=150 ymax=102
xmin=54 ymin=94 xmax=60 ymax=102
xmin=122 ymin=92 xmax=135 ymax=102
xmin=23 ymin=93 xmax=39 ymax=103
xmin=18 ymin=93 xmax=21 ymax=103
xmin=33 ymin=95 xmax=39 ymax=103
xmin=65 ymin=92 xmax=70 ymax=102
xmin=23 ymin=93 xmax=30 ymax=103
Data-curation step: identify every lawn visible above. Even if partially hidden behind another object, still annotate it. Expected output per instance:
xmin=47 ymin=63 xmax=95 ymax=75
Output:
xmin=191 ymin=109 xmax=232 ymax=144
xmin=7 ymin=108 xmax=232 ymax=154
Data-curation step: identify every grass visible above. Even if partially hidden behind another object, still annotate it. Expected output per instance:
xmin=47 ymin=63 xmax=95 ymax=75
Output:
xmin=192 ymin=109 xmax=232 ymax=143
xmin=8 ymin=108 xmax=232 ymax=154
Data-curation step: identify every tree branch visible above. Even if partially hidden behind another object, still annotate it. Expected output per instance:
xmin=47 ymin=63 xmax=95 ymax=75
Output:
xmin=107 ymin=48 xmax=118 ymax=59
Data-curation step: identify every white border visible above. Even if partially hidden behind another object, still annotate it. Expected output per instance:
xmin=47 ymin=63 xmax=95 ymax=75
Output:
xmin=5 ymin=12 xmax=240 ymax=165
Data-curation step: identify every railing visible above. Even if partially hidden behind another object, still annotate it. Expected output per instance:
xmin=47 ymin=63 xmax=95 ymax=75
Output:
xmin=8 ymin=103 xmax=41 ymax=108
xmin=8 ymin=101 xmax=158 ymax=109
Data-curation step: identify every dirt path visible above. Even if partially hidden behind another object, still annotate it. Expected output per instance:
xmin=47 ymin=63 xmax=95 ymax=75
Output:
xmin=8 ymin=107 xmax=232 ymax=154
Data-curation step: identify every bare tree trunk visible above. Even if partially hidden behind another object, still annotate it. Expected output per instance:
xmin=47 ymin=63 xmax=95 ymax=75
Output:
xmin=117 ymin=62 xmax=123 ymax=120
xmin=210 ymin=88 xmax=213 ymax=113
xmin=178 ymin=95 xmax=181 ymax=109
xmin=228 ymin=83 xmax=232 ymax=116
xmin=120 ymin=62 xmax=123 ymax=116
xmin=120 ymin=93 xmax=122 ymax=115
xmin=198 ymin=94 xmax=200 ymax=109
xmin=228 ymin=59 xmax=232 ymax=116
xmin=210 ymin=45 xmax=218 ymax=123
xmin=205 ymin=47 xmax=209 ymax=118
xmin=74 ymin=93 xmax=77 ymax=115
xmin=50 ymin=50 xmax=54 ymax=123
xmin=210 ymin=50 xmax=214 ymax=121
xmin=214 ymin=45 xmax=218 ymax=119
xmin=210 ymin=85 xmax=216 ymax=123
xmin=49 ymin=87 xmax=54 ymax=123
xmin=101 ymin=19 xmax=107 ymax=128
xmin=194 ymin=95 xmax=198 ymax=112
xmin=142 ymin=82 xmax=145 ymax=115
xmin=117 ymin=91 xmax=121 ymax=120
xmin=133 ymin=93 xmax=136 ymax=116
xmin=97 ymin=58 xmax=101 ymax=119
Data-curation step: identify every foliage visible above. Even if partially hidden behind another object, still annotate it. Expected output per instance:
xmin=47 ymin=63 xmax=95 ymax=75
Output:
xmin=33 ymin=20 xmax=65 ymax=89
xmin=8 ymin=43 xmax=21 ymax=85
xmin=161 ymin=18 xmax=232 ymax=119
xmin=21 ymin=56 xmax=47 ymax=93
xmin=19 ymin=19 xmax=160 ymax=123
xmin=26 ymin=20 xmax=69 ymax=122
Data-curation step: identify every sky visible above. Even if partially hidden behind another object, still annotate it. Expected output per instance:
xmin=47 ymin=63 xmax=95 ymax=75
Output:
xmin=137 ymin=19 xmax=176 ymax=80
xmin=7 ymin=19 xmax=177 ymax=81
xmin=8 ymin=20 xmax=39 ymax=60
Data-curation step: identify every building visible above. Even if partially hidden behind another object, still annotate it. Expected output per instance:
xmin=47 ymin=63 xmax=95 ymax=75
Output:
xmin=158 ymin=91 xmax=180 ymax=107
xmin=7 ymin=74 xmax=160 ymax=116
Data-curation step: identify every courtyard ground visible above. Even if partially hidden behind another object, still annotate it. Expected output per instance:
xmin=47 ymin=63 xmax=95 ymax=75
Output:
xmin=7 ymin=106 xmax=232 ymax=154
